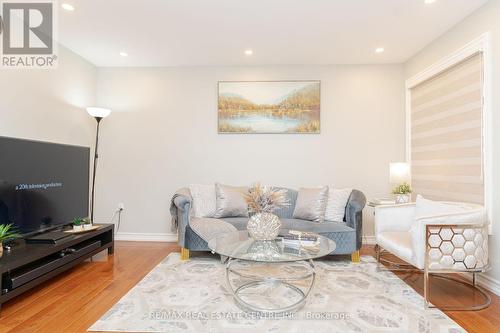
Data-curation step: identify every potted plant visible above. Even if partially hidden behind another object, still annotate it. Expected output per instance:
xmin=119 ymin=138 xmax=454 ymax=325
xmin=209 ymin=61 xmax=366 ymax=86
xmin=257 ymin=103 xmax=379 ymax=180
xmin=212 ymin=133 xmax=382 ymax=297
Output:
xmin=392 ymin=182 xmax=412 ymax=204
xmin=72 ymin=217 xmax=84 ymax=232
xmin=244 ymin=183 xmax=290 ymax=240
xmin=82 ymin=217 xmax=93 ymax=230
xmin=0 ymin=224 xmax=21 ymax=257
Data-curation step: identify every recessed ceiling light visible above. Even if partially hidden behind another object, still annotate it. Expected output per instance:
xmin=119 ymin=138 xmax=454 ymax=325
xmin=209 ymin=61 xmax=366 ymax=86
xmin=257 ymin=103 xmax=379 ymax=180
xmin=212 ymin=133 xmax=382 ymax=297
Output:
xmin=61 ymin=3 xmax=75 ymax=11
xmin=119 ymin=52 xmax=128 ymax=57
xmin=244 ymin=49 xmax=253 ymax=56
xmin=375 ymin=47 xmax=384 ymax=53
xmin=424 ymin=0 xmax=436 ymax=4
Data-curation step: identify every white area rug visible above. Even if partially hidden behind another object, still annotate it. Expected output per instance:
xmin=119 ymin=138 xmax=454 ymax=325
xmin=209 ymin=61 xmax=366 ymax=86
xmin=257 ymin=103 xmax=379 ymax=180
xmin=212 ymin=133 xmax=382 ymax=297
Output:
xmin=89 ymin=253 xmax=466 ymax=333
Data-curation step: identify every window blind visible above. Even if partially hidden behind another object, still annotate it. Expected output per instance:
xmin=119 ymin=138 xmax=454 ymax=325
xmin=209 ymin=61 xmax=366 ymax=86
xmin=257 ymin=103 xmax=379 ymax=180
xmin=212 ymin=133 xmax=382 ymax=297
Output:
xmin=410 ymin=52 xmax=484 ymax=204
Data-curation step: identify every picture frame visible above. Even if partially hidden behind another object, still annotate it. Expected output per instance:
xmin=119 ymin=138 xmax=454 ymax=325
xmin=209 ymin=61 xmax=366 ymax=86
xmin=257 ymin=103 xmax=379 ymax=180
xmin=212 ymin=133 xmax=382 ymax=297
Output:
xmin=218 ymin=80 xmax=321 ymax=134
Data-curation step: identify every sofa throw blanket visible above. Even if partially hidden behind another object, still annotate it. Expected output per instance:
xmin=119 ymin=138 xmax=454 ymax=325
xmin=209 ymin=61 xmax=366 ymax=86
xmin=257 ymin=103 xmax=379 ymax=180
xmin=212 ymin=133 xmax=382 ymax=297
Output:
xmin=170 ymin=188 xmax=191 ymax=232
xmin=190 ymin=218 xmax=237 ymax=243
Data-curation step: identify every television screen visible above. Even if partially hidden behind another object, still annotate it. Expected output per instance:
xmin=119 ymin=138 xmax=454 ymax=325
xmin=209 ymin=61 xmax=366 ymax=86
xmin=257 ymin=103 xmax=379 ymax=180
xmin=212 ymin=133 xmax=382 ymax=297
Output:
xmin=0 ymin=137 xmax=90 ymax=235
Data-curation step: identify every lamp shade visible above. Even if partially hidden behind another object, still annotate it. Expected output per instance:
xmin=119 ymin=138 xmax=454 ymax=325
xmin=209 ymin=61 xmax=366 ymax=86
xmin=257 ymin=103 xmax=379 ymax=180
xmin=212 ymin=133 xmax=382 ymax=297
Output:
xmin=86 ymin=107 xmax=111 ymax=118
xmin=389 ymin=162 xmax=410 ymax=184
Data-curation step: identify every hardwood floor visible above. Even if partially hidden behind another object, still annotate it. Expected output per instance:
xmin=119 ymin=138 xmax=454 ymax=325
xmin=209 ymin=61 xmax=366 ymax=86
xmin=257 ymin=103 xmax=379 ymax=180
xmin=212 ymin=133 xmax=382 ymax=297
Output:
xmin=0 ymin=242 xmax=498 ymax=333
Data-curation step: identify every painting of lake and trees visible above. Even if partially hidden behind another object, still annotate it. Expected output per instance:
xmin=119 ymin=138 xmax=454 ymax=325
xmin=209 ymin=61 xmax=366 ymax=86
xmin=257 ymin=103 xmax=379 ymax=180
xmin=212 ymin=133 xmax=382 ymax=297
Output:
xmin=218 ymin=81 xmax=320 ymax=133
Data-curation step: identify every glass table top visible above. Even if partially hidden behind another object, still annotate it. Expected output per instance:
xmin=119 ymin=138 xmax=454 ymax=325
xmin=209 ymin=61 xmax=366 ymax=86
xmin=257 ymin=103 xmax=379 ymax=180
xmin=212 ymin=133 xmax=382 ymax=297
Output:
xmin=207 ymin=230 xmax=336 ymax=262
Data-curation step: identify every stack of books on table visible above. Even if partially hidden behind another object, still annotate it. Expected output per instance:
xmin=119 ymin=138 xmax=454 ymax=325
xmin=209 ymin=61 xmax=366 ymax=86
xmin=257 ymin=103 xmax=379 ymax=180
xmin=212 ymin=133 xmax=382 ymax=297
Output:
xmin=279 ymin=230 xmax=320 ymax=250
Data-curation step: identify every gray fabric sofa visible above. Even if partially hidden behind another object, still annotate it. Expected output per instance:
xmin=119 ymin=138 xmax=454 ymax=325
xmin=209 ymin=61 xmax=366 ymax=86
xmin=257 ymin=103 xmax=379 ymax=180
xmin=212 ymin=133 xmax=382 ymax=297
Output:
xmin=172 ymin=187 xmax=366 ymax=261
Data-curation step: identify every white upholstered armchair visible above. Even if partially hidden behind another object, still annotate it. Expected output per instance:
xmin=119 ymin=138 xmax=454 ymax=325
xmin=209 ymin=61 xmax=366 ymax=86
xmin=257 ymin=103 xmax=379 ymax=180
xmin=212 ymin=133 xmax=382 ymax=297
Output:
xmin=374 ymin=196 xmax=490 ymax=310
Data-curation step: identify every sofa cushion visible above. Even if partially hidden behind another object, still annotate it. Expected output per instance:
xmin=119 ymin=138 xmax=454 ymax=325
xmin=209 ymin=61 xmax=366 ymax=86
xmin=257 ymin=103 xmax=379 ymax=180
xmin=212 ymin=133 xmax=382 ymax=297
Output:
xmin=377 ymin=231 xmax=413 ymax=265
xmin=220 ymin=217 xmax=249 ymax=230
xmin=281 ymin=218 xmax=354 ymax=234
xmin=194 ymin=217 xmax=356 ymax=254
xmin=221 ymin=217 xmax=354 ymax=234
xmin=220 ymin=217 xmax=356 ymax=253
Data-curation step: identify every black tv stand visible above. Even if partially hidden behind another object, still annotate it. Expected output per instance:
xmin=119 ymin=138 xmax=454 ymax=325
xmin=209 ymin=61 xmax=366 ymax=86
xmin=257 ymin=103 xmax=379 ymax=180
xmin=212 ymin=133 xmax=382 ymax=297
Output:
xmin=0 ymin=224 xmax=114 ymax=313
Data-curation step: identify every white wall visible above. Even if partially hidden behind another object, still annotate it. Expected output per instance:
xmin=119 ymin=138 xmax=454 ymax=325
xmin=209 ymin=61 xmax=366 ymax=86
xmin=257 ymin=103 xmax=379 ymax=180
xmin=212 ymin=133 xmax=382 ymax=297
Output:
xmin=95 ymin=65 xmax=405 ymax=238
xmin=0 ymin=45 xmax=97 ymax=147
xmin=405 ymin=0 xmax=500 ymax=285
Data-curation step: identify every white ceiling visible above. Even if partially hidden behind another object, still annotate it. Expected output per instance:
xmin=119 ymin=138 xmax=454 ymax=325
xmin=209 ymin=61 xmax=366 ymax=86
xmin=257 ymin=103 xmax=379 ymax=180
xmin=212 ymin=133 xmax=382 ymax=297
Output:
xmin=58 ymin=0 xmax=488 ymax=67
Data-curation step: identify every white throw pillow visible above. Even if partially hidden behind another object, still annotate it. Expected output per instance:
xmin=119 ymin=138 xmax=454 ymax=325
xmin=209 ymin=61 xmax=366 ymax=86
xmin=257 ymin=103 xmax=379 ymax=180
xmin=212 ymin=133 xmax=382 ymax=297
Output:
xmin=189 ymin=184 xmax=217 ymax=218
xmin=414 ymin=194 xmax=468 ymax=219
xmin=324 ymin=188 xmax=352 ymax=222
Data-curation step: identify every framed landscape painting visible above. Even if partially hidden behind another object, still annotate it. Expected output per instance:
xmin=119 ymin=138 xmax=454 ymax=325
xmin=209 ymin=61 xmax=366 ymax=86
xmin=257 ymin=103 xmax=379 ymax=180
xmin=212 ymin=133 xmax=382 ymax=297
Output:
xmin=218 ymin=80 xmax=320 ymax=134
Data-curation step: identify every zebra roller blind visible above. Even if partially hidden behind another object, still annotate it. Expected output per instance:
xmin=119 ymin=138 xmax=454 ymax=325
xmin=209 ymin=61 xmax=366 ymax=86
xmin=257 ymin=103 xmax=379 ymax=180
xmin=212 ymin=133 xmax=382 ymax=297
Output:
xmin=410 ymin=52 xmax=484 ymax=204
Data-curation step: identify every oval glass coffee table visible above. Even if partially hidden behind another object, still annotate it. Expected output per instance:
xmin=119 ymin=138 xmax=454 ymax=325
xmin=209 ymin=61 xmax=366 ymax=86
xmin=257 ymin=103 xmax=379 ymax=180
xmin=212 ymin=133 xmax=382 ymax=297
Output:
xmin=208 ymin=230 xmax=336 ymax=315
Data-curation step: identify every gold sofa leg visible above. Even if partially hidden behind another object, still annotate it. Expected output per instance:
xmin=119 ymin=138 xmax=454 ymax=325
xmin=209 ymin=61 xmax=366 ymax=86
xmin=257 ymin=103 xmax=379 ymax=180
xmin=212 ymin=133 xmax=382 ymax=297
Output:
xmin=181 ymin=248 xmax=190 ymax=260
xmin=351 ymin=250 xmax=360 ymax=263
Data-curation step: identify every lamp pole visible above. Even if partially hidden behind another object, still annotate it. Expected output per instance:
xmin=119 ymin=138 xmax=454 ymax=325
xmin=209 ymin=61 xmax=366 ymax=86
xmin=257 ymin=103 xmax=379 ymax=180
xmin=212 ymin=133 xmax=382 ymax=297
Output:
xmin=86 ymin=107 xmax=111 ymax=223
xmin=90 ymin=117 xmax=102 ymax=223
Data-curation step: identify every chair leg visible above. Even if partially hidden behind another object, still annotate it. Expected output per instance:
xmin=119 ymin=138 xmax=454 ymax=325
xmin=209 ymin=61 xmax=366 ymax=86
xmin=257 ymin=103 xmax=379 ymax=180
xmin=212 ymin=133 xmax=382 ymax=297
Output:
xmin=424 ymin=269 xmax=430 ymax=309
xmin=181 ymin=247 xmax=190 ymax=260
xmin=375 ymin=244 xmax=381 ymax=263
xmin=423 ymin=272 xmax=491 ymax=311
xmin=351 ymin=250 xmax=360 ymax=263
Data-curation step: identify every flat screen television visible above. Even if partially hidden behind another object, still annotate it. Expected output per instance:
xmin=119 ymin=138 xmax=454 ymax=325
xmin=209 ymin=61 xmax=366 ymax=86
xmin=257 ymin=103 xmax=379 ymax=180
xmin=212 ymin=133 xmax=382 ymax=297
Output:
xmin=0 ymin=136 xmax=90 ymax=236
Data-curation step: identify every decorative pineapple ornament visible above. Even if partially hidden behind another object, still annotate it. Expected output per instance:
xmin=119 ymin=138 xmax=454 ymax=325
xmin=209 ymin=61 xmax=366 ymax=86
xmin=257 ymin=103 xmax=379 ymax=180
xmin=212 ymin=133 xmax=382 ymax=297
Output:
xmin=244 ymin=183 xmax=290 ymax=241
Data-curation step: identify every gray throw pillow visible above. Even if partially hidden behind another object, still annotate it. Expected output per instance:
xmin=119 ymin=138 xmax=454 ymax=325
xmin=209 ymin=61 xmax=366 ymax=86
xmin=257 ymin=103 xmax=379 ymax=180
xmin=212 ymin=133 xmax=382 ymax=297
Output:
xmin=292 ymin=186 xmax=329 ymax=222
xmin=213 ymin=183 xmax=249 ymax=218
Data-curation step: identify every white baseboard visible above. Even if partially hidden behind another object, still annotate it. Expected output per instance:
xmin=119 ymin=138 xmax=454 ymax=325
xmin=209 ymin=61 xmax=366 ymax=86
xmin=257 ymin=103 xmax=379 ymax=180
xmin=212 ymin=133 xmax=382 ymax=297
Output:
xmin=363 ymin=235 xmax=376 ymax=245
xmin=464 ymin=272 xmax=500 ymax=296
xmin=478 ymin=274 xmax=500 ymax=296
xmin=114 ymin=232 xmax=178 ymax=242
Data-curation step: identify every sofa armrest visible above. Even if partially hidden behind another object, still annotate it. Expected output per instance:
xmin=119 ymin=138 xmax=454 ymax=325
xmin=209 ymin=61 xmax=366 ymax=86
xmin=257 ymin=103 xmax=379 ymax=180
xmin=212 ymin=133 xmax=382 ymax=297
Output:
xmin=171 ymin=188 xmax=192 ymax=247
xmin=174 ymin=191 xmax=192 ymax=212
xmin=345 ymin=189 xmax=366 ymax=250
xmin=375 ymin=203 xmax=415 ymax=235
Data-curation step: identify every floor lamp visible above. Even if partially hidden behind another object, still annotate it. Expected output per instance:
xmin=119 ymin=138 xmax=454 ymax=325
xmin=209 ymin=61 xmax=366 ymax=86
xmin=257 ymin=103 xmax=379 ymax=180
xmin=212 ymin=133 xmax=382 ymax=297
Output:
xmin=86 ymin=107 xmax=112 ymax=223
